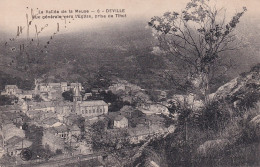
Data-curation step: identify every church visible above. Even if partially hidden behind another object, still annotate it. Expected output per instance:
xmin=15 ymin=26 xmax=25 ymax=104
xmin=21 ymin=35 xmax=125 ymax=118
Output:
xmin=72 ymin=83 xmax=109 ymax=117
xmin=24 ymin=82 xmax=108 ymax=118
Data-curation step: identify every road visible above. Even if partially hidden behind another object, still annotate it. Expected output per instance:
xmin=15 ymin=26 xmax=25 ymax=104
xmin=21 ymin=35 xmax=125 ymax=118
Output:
xmin=17 ymin=151 xmax=106 ymax=167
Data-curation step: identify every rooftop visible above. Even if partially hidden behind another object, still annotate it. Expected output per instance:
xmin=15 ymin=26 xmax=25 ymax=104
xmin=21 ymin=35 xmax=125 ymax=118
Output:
xmin=27 ymin=101 xmax=55 ymax=108
xmin=64 ymin=113 xmax=81 ymax=120
xmin=69 ymin=124 xmax=81 ymax=131
xmin=48 ymin=83 xmax=61 ymax=86
xmin=0 ymin=105 xmax=21 ymax=111
xmin=78 ymin=100 xmax=108 ymax=106
xmin=53 ymin=124 xmax=68 ymax=132
xmin=20 ymin=90 xmax=34 ymax=94
xmin=5 ymin=136 xmax=23 ymax=145
xmin=114 ymin=115 xmax=127 ymax=121
xmin=5 ymin=137 xmax=32 ymax=149
xmin=5 ymin=85 xmax=18 ymax=89
xmin=42 ymin=117 xmax=60 ymax=126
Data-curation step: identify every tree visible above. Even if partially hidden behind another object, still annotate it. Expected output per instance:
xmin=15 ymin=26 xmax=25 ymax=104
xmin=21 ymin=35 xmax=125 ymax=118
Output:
xmin=0 ymin=95 xmax=18 ymax=105
xmin=62 ymin=90 xmax=74 ymax=102
xmin=91 ymin=120 xmax=106 ymax=134
xmin=148 ymin=0 xmax=247 ymax=104
xmin=34 ymin=94 xmax=43 ymax=102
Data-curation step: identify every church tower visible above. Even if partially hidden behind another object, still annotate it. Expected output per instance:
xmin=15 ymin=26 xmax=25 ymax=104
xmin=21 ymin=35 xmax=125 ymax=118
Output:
xmin=73 ymin=82 xmax=82 ymax=102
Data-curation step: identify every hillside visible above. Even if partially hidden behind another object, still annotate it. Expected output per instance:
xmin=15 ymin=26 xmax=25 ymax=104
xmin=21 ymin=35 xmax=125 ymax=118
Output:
xmin=0 ymin=18 xmax=260 ymax=92
xmin=132 ymin=64 xmax=260 ymax=167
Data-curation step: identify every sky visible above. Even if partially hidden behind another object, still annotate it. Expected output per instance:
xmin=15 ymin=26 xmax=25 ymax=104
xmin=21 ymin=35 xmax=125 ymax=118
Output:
xmin=0 ymin=0 xmax=259 ymax=38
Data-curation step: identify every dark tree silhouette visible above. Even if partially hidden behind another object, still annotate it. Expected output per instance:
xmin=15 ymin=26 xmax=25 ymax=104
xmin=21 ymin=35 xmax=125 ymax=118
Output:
xmin=62 ymin=89 xmax=74 ymax=102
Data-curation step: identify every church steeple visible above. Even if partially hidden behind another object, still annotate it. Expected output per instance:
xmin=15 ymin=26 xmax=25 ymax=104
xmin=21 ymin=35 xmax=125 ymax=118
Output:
xmin=73 ymin=82 xmax=82 ymax=102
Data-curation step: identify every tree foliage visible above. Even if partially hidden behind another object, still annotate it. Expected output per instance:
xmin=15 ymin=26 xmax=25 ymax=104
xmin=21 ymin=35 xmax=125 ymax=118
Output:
xmin=148 ymin=0 xmax=247 ymax=103
xmin=34 ymin=94 xmax=43 ymax=102
xmin=0 ymin=95 xmax=18 ymax=105
xmin=62 ymin=89 xmax=74 ymax=102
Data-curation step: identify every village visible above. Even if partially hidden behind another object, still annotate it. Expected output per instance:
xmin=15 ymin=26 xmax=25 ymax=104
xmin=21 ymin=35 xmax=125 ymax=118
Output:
xmin=0 ymin=78 xmax=178 ymax=165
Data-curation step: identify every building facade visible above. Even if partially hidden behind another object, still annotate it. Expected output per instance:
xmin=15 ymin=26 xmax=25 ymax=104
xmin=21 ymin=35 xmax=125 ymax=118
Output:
xmin=75 ymin=100 xmax=108 ymax=117
xmin=1 ymin=85 xmax=19 ymax=96
xmin=114 ymin=115 xmax=128 ymax=128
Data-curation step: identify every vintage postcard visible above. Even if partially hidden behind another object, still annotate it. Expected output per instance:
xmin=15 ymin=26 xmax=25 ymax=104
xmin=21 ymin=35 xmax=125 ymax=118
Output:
xmin=0 ymin=0 xmax=259 ymax=166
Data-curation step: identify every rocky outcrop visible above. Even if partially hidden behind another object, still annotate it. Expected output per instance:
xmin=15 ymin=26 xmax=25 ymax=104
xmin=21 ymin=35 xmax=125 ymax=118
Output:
xmin=249 ymin=110 xmax=260 ymax=138
xmin=197 ymin=139 xmax=230 ymax=157
xmin=210 ymin=64 xmax=260 ymax=108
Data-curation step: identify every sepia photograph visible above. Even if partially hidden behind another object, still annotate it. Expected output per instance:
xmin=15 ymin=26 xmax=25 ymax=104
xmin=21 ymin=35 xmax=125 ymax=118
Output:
xmin=0 ymin=0 xmax=259 ymax=166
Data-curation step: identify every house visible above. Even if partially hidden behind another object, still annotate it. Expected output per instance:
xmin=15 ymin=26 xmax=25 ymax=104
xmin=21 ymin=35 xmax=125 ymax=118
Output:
xmin=139 ymin=103 xmax=169 ymax=116
xmin=42 ymin=129 xmax=65 ymax=153
xmin=48 ymin=83 xmax=64 ymax=91
xmin=104 ymin=112 xmax=118 ymax=129
xmin=34 ymin=80 xmax=62 ymax=93
xmin=60 ymin=82 xmax=69 ymax=92
xmin=1 ymin=85 xmax=19 ymax=96
xmin=53 ymin=125 xmax=70 ymax=140
xmin=69 ymin=124 xmax=81 ymax=139
xmin=83 ymin=93 xmax=92 ymax=100
xmin=42 ymin=123 xmax=83 ymax=153
xmin=1 ymin=85 xmax=34 ymax=100
xmin=114 ymin=115 xmax=128 ymax=128
xmin=25 ymin=97 xmax=108 ymax=119
xmin=26 ymin=101 xmax=55 ymax=113
xmin=108 ymin=80 xmax=142 ymax=94
xmin=17 ymin=90 xmax=34 ymax=100
xmin=4 ymin=136 xmax=32 ymax=156
xmin=119 ymin=105 xmax=136 ymax=118
xmin=42 ymin=125 xmax=70 ymax=153
xmin=41 ymin=117 xmax=63 ymax=128
xmin=78 ymin=142 xmax=92 ymax=154
xmin=1 ymin=123 xmax=25 ymax=142
xmin=91 ymin=88 xmax=100 ymax=94
xmin=0 ymin=105 xmax=22 ymax=113
xmin=34 ymin=81 xmax=51 ymax=93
